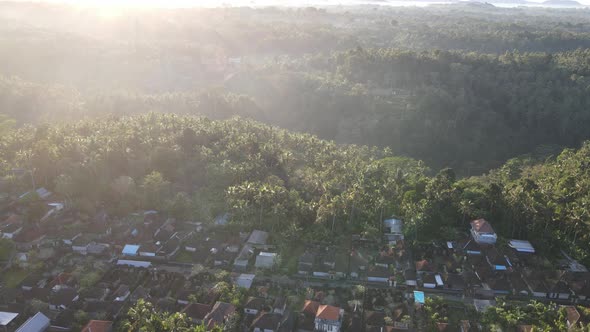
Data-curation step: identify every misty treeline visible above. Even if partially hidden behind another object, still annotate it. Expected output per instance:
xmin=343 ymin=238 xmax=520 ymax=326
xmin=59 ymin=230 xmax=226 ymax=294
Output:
xmin=1 ymin=113 xmax=590 ymax=265
xmin=5 ymin=47 xmax=590 ymax=173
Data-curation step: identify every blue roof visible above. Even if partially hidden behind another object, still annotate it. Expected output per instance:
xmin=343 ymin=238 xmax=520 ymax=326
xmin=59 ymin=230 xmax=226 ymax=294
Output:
xmin=122 ymin=244 xmax=140 ymax=255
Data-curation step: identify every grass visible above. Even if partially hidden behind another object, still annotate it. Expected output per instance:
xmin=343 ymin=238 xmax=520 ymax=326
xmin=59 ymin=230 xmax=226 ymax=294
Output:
xmin=2 ymin=268 xmax=29 ymax=288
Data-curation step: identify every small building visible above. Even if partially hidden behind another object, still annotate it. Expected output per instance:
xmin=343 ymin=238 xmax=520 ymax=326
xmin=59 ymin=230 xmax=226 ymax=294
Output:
xmin=470 ymin=219 xmax=497 ymax=245
xmin=244 ymin=297 xmax=265 ymax=316
xmin=422 ymin=273 xmax=437 ymax=289
xmin=367 ymin=267 xmax=391 ymax=284
xmin=255 ymin=252 xmax=277 ymax=269
xmin=235 ymin=274 xmax=255 ymax=289
xmin=314 ymin=305 xmax=343 ymax=332
xmin=383 ymin=218 xmax=404 ymax=244
xmin=508 ymin=240 xmax=535 ymax=254
xmin=121 ymin=244 xmax=140 ymax=256
xmin=15 ymin=312 xmax=50 ymax=332
xmin=298 ymin=251 xmax=315 ymax=276
xmin=204 ymin=302 xmax=236 ymax=330
xmin=565 ymin=306 xmax=581 ymax=329
xmin=181 ymin=303 xmax=211 ymax=325
xmin=116 ymin=259 xmax=151 ymax=268
xmin=81 ymin=320 xmax=113 ymax=332
xmin=49 ymin=287 xmax=79 ymax=310
xmin=0 ymin=311 xmax=19 ymax=330
xmin=247 ymin=230 xmax=269 ymax=246
xmin=484 ymin=248 xmax=508 ymax=271
xmin=251 ymin=312 xmax=282 ymax=332
xmin=1 ymin=223 xmax=22 ymax=239
xmin=548 ymin=280 xmax=571 ymax=300
xmin=112 ymin=284 xmax=131 ymax=302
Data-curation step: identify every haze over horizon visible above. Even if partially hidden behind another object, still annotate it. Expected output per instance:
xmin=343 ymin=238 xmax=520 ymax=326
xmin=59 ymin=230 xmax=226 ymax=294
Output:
xmin=7 ymin=0 xmax=590 ymax=8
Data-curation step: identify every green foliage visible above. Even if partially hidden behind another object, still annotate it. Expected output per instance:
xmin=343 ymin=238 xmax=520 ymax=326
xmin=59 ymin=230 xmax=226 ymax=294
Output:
xmin=0 ymin=238 xmax=14 ymax=261
xmin=120 ymin=299 xmax=213 ymax=332
xmin=482 ymin=300 xmax=571 ymax=331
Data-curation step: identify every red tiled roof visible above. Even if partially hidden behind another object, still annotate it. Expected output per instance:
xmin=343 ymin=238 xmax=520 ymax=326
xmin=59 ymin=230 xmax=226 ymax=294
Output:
xmin=49 ymin=273 xmax=73 ymax=288
xmin=81 ymin=320 xmax=113 ymax=332
xmin=302 ymin=300 xmax=320 ymax=316
xmin=316 ymin=304 xmax=340 ymax=321
xmin=415 ymin=259 xmax=431 ymax=271
xmin=471 ymin=219 xmax=494 ymax=233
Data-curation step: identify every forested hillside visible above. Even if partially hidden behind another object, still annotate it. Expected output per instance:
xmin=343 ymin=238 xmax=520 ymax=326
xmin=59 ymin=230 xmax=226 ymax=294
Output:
xmin=1 ymin=114 xmax=589 ymax=265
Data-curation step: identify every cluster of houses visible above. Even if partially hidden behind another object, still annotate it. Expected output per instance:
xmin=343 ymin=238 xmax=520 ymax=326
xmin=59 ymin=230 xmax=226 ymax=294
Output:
xmin=2 ymin=185 xmax=590 ymax=331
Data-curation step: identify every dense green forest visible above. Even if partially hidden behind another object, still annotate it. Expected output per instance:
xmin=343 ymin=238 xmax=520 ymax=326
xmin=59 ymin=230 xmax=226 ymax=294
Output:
xmin=1 ymin=113 xmax=589 ymax=265
xmin=1 ymin=1 xmax=590 ymax=263
xmin=5 ymin=2 xmax=590 ymax=173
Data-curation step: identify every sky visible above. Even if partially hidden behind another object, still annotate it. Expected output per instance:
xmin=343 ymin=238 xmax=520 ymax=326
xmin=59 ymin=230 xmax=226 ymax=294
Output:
xmin=13 ymin=0 xmax=590 ymax=8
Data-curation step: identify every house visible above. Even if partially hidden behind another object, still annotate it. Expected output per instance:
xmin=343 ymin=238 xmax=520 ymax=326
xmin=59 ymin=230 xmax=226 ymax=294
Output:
xmin=484 ymin=248 xmax=508 ymax=271
xmin=314 ymin=305 xmax=343 ymax=332
xmin=460 ymin=320 xmax=477 ymax=332
xmin=81 ymin=287 xmax=109 ymax=302
xmin=112 ymin=284 xmax=131 ymax=302
xmin=443 ymin=273 xmax=465 ymax=292
xmin=61 ymin=230 xmax=82 ymax=246
xmin=234 ymin=244 xmax=253 ymax=270
xmin=0 ymin=311 xmax=19 ymax=330
xmin=204 ymin=302 xmax=236 ymax=329
xmin=139 ymin=243 xmax=160 ymax=257
xmin=255 ymin=252 xmax=277 ymax=269
xmin=13 ymin=227 xmax=45 ymax=250
xmin=49 ymin=287 xmax=79 ymax=310
xmin=415 ymin=260 xmax=433 ymax=274
xmin=298 ymin=251 xmax=315 ymax=276
xmin=181 ymin=303 xmax=211 ymax=324
xmin=247 ymin=230 xmax=269 ymax=246
xmin=87 ymin=242 xmax=109 ymax=256
xmin=508 ymin=240 xmax=535 ymax=254
xmin=244 ymin=297 xmax=266 ymax=315
xmin=121 ymin=244 xmax=140 ymax=256
xmin=364 ymin=311 xmax=385 ymax=329
xmin=509 ymin=273 xmax=530 ymax=296
xmin=462 ymin=239 xmax=483 ymax=255
xmin=367 ymin=266 xmax=391 ymax=284
xmin=564 ymin=306 xmax=581 ymax=329
xmin=302 ymin=300 xmax=320 ymax=317
xmin=488 ymin=277 xmax=511 ymax=295
xmin=422 ymin=273 xmax=437 ymax=289
xmin=130 ymin=286 xmax=150 ymax=303
xmin=548 ymin=280 xmax=571 ymax=300
xmin=404 ymin=269 xmax=417 ymax=287
xmin=49 ymin=272 xmax=76 ymax=289
xmin=251 ymin=312 xmax=282 ymax=332
xmin=15 ymin=312 xmax=50 ymax=332
xmin=20 ymin=275 xmax=46 ymax=291
xmin=214 ymin=213 xmax=230 ymax=226
xmin=176 ymin=290 xmax=192 ymax=305
xmin=383 ymin=218 xmax=404 ymax=244
xmin=273 ymin=297 xmax=287 ymax=315
xmin=81 ymin=320 xmax=113 ymax=332
xmin=527 ymin=279 xmax=549 ymax=298
xmin=116 ymin=259 xmax=151 ymax=268
xmin=470 ymin=219 xmax=497 ymax=245
xmin=1 ymin=222 xmax=22 ymax=239
xmin=235 ymin=273 xmax=256 ymax=289
xmin=349 ymin=250 xmax=368 ymax=279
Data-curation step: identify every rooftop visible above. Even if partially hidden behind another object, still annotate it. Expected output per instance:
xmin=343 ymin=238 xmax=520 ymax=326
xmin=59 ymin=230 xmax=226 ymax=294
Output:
xmin=471 ymin=219 xmax=494 ymax=234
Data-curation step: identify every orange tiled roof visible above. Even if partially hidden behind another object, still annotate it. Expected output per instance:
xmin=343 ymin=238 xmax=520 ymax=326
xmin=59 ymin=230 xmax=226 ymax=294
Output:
xmin=316 ymin=304 xmax=340 ymax=321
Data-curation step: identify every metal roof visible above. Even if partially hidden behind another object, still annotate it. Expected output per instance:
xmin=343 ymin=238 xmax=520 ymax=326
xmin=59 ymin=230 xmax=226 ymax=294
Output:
xmin=15 ymin=312 xmax=50 ymax=332
xmin=508 ymin=239 xmax=535 ymax=253
xmin=0 ymin=312 xmax=18 ymax=326
xmin=122 ymin=244 xmax=140 ymax=255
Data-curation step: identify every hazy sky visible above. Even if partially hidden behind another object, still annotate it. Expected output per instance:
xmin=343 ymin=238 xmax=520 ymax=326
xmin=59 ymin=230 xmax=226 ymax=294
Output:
xmin=17 ymin=0 xmax=589 ymax=7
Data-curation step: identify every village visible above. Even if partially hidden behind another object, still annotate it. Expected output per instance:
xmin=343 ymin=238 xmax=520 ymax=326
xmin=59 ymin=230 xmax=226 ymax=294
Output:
xmin=1 ymin=188 xmax=589 ymax=331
